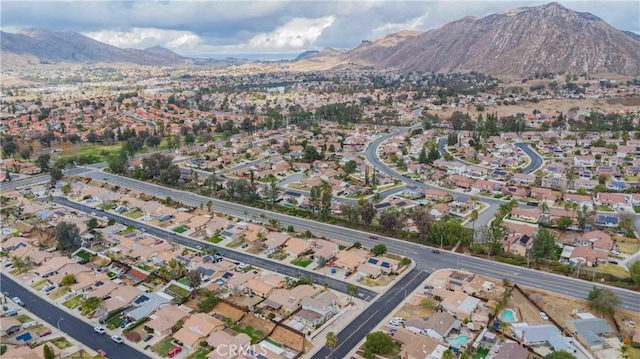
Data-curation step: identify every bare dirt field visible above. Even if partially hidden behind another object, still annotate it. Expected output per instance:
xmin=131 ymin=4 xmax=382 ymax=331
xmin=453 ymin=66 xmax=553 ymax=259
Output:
xmin=393 ymin=294 xmax=435 ymax=320
xmin=212 ymin=300 xmax=246 ymax=322
xmin=226 ymin=294 xmax=263 ymax=308
xmin=508 ymin=287 xmax=548 ymax=326
xmin=427 ymin=97 xmax=640 ymax=120
xmin=270 ymin=325 xmax=305 ymax=352
xmin=238 ymin=314 xmax=276 ymax=338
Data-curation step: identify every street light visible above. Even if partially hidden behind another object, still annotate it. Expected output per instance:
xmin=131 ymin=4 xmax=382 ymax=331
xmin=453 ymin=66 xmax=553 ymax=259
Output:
xmin=57 ymin=318 xmax=63 ymax=331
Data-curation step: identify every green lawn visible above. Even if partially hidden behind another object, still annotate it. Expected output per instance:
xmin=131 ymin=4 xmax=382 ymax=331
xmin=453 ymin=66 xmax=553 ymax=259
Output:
xmin=166 ymin=284 xmax=191 ymax=297
xmin=138 ymin=264 xmax=153 ymax=271
xmin=265 ymin=338 xmax=283 ymax=348
xmin=291 ymin=256 xmax=312 ymax=268
xmin=152 ymin=336 xmax=176 ymax=357
xmin=473 ymin=347 xmax=489 ymax=359
xmin=15 ymin=314 xmax=33 ymax=323
xmin=106 ymin=315 xmax=124 ymax=330
xmin=178 ymin=278 xmax=190 ymax=286
xmin=208 ymin=234 xmax=223 ymax=243
xmin=597 ymin=205 xmax=614 ymax=212
xmin=98 ymin=202 xmax=116 ymax=210
xmin=125 ymin=210 xmax=143 ymax=219
xmin=75 ymin=250 xmax=93 ymax=262
xmin=338 ymin=245 xmax=346 ymax=250
xmin=232 ymin=325 xmax=266 ymax=344
xmin=63 ymin=295 xmax=85 ymax=309
xmin=186 ymin=348 xmax=211 ymax=359
xmin=173 ymin=225 xmax=188 ymax=234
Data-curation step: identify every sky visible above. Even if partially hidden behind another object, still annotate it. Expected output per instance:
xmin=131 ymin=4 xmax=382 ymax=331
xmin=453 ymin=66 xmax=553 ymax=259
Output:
xmin=1 ymin=1 xmax=639 ymax=59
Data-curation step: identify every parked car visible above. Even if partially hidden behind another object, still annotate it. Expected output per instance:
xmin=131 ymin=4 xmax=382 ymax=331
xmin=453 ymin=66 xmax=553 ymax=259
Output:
xmin=143 ymin=334 xmax=154 ymax=342
xmin=39 ymin=330 xmax=52 ymax=337
xmin=168 ymin=346 xmax=182 ymax=358
xmin=12 ymin=297 xmax=24 ymax=306
xmin=96 ymin=349 xmax=107 ymax=357
xmin=110 ymin=335 xmax=124 ymax=344
xmin=539 ymin=312 xmax=549 ymax=321
xmin=94 ymin=326 xmax=106 ymax=335
xmin=241 ymin=243 xmax=249 ymax=248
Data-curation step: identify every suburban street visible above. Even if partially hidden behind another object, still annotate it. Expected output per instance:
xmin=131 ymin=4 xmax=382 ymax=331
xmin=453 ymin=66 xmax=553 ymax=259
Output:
xmin=311 ymin=267 xmax=432 ymax=359
xmin=52 ymin=197 xmax=379 ymax=302
xmin=514 ymin=142 xmax=545 ymax=174
xmin=1 ymin=274 xmax=149 ymax=359
xmin=70 ymin=171 xmax=639 ymax=311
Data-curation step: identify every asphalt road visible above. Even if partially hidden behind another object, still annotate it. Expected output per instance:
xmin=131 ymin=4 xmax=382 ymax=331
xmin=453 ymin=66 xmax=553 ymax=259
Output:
xmin=75 ymin=171 xmax=640 ymax=311
xmin=515 ymin=142 xmax=544 ymax=174
xmin=311 ymin=267 xmax=432 ymax=359
xmin=52 ymin=197 xmax=378 ymax=302
xmin=0 ymin=274 xmax=149 ymax=359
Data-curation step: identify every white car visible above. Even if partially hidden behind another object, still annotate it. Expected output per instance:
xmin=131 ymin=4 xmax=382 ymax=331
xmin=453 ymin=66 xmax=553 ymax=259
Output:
xmin=539 ymin=312 xmax=549 ymax=321
xmin=94 ymin=326 xmax=106 ymax=335
xmin=111 ymin=335 xmax=124 ymax=344
xmin=12 ymin=297 xmax=24 ymax=306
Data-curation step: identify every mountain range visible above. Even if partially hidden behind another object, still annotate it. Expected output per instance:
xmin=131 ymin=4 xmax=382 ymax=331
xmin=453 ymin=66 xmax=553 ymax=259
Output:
xmin=0 ymin=29 xmax=189 ymax=66
xmin=299 ymin=2 xmax=640 ymax=76
xmin=2 ymin=3 xmax=639 ymax=76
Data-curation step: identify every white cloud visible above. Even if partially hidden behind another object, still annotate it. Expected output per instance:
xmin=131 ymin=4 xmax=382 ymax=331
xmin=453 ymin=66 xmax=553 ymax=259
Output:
xmin=246 ymin=16 xmax=335 ymax=51
xmin=83 ymin=27 xmax=203 ymax=52
xmin=371 ymin=12 xmax=429 ymax=37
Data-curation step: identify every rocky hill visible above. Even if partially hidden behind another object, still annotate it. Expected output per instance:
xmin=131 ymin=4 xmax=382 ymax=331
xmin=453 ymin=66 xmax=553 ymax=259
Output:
xmin=0 ymin=29 xmax=190 ymax=66
xmin=301 ymin=2 xmax=640 ymax=76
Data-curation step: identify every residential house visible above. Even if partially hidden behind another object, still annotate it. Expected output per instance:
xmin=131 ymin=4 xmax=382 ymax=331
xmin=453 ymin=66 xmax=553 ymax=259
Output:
xmin=567 ymin=317 xmax=614 ymax=350
xmin=405 ymin=318 xmax=430 ymax=335
xmin=98 ymin=285 xmax=145 ymax=318
xmin=145 ymin=305 xmax=190 ymax=336
xmin=511 ymin=173 xmax=536 ymax=185
xmin=596 ymin=214 xmax=619 ymax=228
xmin=502 ymin=223 xmax=536 ymax=257
xmin=574 ymin=231 xmax=613 ymax=252
xmin=264 ymin=232 xmax=290 ymax=250
xmin=510 ymin=207 xmax=541 ymax=223
xmin=206 ymin=331 xmax=252 ymax=357
xmin=262 ymin=284 xmax=320 ymax=314
xmin=245 ymin=278 xmax=275 ymax=298
xmin=285 ymin=237 xmax=312 ymax=257
xmin=313 ymin=239 xmax=338 ymax=262
xmin=402 ymin=186 xmax=424 ymax=199
xmin=595 ymin=193 xmax=629 ymax=210
xmin=1 ymin=317 xmax=22 ymax=336
xmin=430 ymin=203 xmax=451 ymax=219
xmin=494 ymin=342 xmax=529 ymax=359
xmin=502 ymin=186 xmax=530 ymax=199
xmin=294 ymin=291 xmax=339 ymax=327
xmin=423 ymin=188 xmax=452 ymax=203
xmin=473 ymin=179 xmax=501 ymax=193
xmin=173 ymin=313 xmax=224 ymax=349
xmin=334 ymin=250 xmax=366 ymax=272
xmin=422 ymin=312 xmax=461 ymax=341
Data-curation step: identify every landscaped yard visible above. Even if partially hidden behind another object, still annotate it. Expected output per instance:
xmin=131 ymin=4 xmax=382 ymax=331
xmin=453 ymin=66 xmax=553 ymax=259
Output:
xmin=597 ymin=205 xmax=614 ymax=212
xmin=152 ymin=336 xmax=176 ymax=357
xmin=125 ymin=210 xmax=143 ymax=219
xmin=617 ymin=241 xmax=640 ymax=255
xmin=173 ymin=225 xmax=188 ymax=234
xmin=186 ymin=348 xmax=211 ymax=359
xmin=15 ymin=314 xmax=33 ymax=323
xmin=63 ymin=295 xmax=85 ymax=309
xmin=68 ymin=350 xmax=94 ymax=359
xmin=51 ymin=337 xmax=73 ymax=349
xmin=208 ymin=234 xmax=223 ymax=243
xmin=233 ymin=325 xmax=267 ymax=344
xmin=106 ymin=315 xmax=125 ymax=330
xmin=98 ymin=202 xmax=116 ymax=210
xmin=138 ymin=264 xmax=153 ymax=271
xmin=31 ymin=280 xmax=49 ymax=291
xmin=291 ymin=256 xmax=312 ymax=268
xmin=49 ymin=287 xmax=71 ymax=300
xmin=166 ymin=284 xmax=191 ymax=297
xmin=75 ymin=250 xmax=93 ymax=262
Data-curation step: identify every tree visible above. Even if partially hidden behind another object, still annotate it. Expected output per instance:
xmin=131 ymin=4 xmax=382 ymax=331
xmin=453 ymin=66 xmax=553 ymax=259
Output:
xmin=372 ymin=244 xmax=387 ymax=256
xmin=325 ymin=331 xmax=338 ymax=358
xmin=411 ymin=207 xmax=434 ymax=243
xmin=35 ymin=154 xmax=51 ymax=172
xmin=556 ymin=216 xmax=573 ymax=232
xmin=361 ymin=202 xmax=376 ymax=225
xmin=343 ymin=160 xmax=357 ymax=175
xmin=530 ymin=228 xmax=556 ymax=262
xmin=49 ymin=166 xmax=63 ymax=186
xmin=346 ymin=284 xmax=358 ymax=304
xmin=363 ymin=331 xmax=395 ymax=356
xmin=418 ymin=147 xmax=428 ymax=164
xmin=353 ymin=241 xmax=362 ymax=249
xmin=87 ymin=218 xmax=99 ymax=229
xmin=629 ymin=261 xmax=640 ymax=285
xmin=427 ymin=142 xmax=441 ymax=163
xmin=43 ymin=344 xmax=55 ymax=359
xmin=544 ymin=352 xmax=577 ymax=359
xmin=587 ymin=286 xmax=620 ymax=317
xmin=54 ymin=222 xmax=81 ymax=251
xmin=61 ymin=274 xmax=76 ymax=286
xmin=185 ymin=270 xmax=202 ymax=288
xmin=442 ymin=349 xmax=455 ymax=359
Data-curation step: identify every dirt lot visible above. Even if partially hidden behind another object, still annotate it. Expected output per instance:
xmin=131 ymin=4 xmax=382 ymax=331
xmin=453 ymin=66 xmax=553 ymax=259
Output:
xmin=212 ymin=301 xmax=246 ymax=322
xmin=270 ymin=325 xmax=305 ymax=352
xmin=238 ymin=314 xmax=275 ymax=338
xmin=393 ymin=294 xmax=435 ymax=320
xmin=523 ymin=287 xmax=640 ymax=337
xmin=508 ymin=288 xmax=548 ymax=326
xmin=226 ymin=295 xmax=263 ymax=309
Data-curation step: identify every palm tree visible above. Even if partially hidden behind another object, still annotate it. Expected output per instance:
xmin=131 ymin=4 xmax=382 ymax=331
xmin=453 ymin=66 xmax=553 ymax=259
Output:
xmin=470 ymin=209 xmax=479 ymax=240
xmin=540 ymin=201 xmax=549 ymax=213
xmin=500 ymin=321 xmax=510 ymax=341
xmin=325 ymin=332 xmax=337 ymax=358
xmin=346 ymin=284 xmax=358 ymax=304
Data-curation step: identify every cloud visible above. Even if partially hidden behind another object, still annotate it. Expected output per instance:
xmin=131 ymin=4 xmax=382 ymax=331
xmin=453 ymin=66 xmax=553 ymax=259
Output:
xmin=246 ymin=16 xmax=335 ymax=51
xmin=83 ymin=28 xmax=203 ymax=52
xmin=371 ymin=12 xmax=430 ymax=37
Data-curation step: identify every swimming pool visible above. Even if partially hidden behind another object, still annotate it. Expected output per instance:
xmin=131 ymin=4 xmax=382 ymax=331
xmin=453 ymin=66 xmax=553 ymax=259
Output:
xmin=448 ymin=335 xmax=469 ymax=347
xmin=1 ymin=228 xmax=15 ymax=235
xmin=500 ymin=308 xmax=518 ymax=323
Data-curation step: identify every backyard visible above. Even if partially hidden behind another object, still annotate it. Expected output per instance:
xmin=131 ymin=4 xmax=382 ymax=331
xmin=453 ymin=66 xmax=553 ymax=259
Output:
xmin=166 ymin=284 xmax=191 ymax=298
xmin=51 ymin=337 xmax=73 ymax=349
xmin=74 ymin=249 xmax=93 ymax=262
